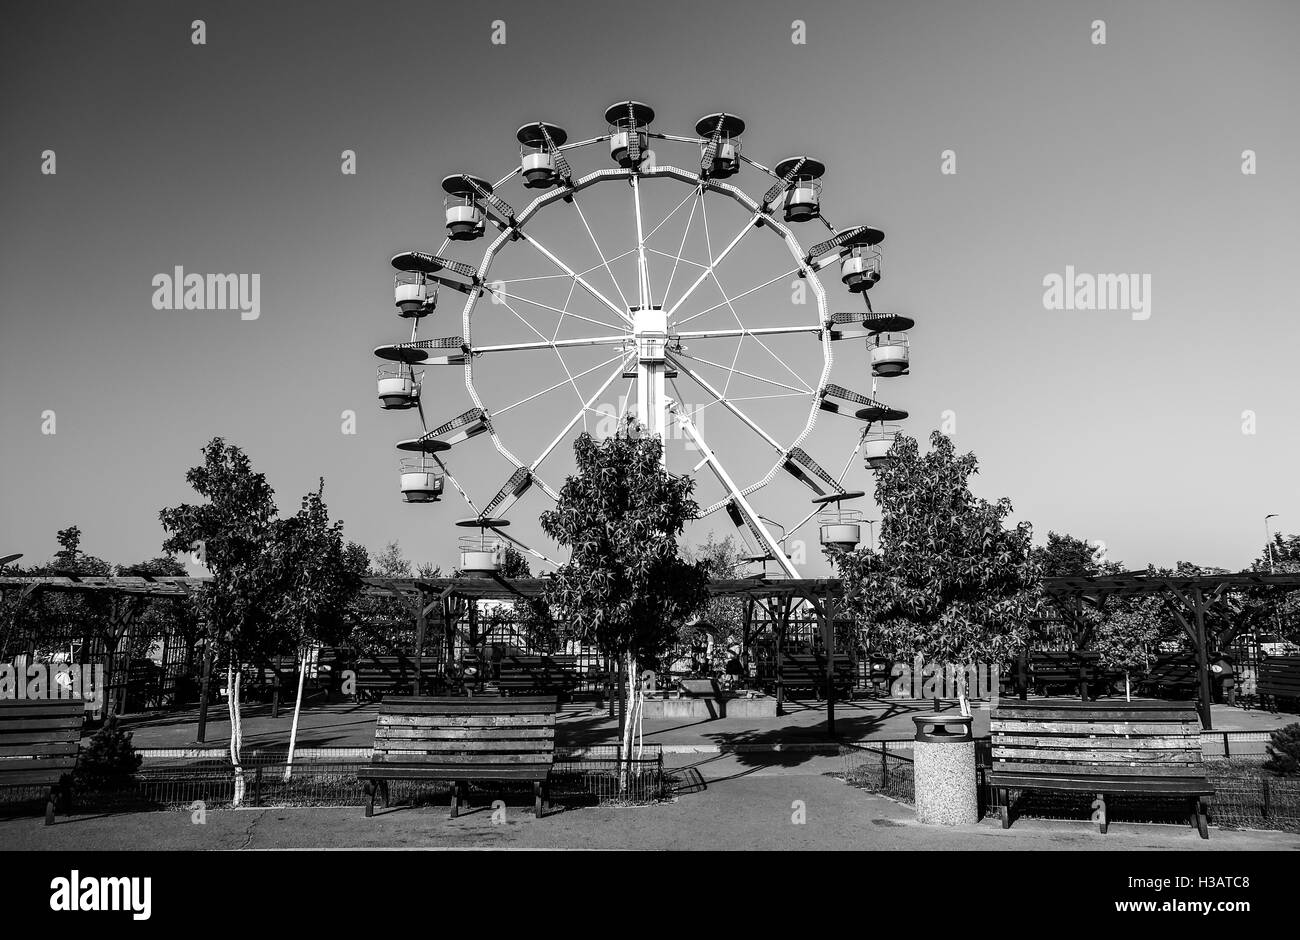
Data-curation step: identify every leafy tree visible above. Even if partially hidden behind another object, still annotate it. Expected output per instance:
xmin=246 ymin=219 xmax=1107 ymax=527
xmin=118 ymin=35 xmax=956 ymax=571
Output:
xmin=159 ymin=438 xmax=362 ymax=800
xmin=1263 ymin=723 xmax=1300 ymax=777
xmin=540 ymin=432 xmax=709 ymax=772
xmin=1095 ymin=595 xmax=1162 ymax=700
xmin=834 ymin=431 xmax=1044 ymax=716
xmin=680 ymin=533 xmax=747 ymax=673
xmin=72 ymin=716 xmax=142 ymax=792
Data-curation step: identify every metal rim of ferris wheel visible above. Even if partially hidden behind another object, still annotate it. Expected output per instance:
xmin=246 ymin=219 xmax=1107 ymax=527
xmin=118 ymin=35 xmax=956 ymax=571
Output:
xmin=373 ymin=101 xmax=915 ymax=578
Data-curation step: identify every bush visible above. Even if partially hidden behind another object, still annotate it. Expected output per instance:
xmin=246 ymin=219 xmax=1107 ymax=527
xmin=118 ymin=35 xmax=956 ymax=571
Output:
xmin=1263 ymin=723 xmax=1300 ymax=777
xmin=73 ymin=717 xmax=143 ymax=791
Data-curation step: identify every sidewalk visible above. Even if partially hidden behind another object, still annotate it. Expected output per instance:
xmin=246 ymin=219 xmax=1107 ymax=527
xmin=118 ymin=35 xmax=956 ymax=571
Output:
xmin=3 ymin=766 xmax=1296 ymax=852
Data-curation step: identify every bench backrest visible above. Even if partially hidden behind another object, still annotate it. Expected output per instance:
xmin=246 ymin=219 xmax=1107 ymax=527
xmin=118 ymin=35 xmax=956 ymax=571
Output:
xmin=1258 ymin=656 xmax=1300 ymax=697
xmin=990 ymin=700 xmax=1205 ymax=780
xmin=372 ymin=696 xmax=557 ymax=768
xmin=1143 ymin=652 xmax=1199 ymax=686
xmin=0 ymin=700 xmax=83 ymax=786
xmin=780 ymin=653 xmax=853 ymax=681
xmin=349 ymin=654 xmax=442 ymax=690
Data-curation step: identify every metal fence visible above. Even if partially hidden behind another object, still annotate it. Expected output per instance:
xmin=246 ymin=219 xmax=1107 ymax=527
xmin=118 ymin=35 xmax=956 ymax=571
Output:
xmin=839 ymin=742 xmax=1300 ymax=832
xmin=0 ymin=745 xmax=665 ymax=817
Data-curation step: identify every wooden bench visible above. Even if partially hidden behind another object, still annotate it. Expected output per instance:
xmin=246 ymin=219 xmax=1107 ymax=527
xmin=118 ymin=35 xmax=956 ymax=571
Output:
xmin=471 ymin=654 xmax=584 ymax=699
xmin=989 ymin=700 xmax=1213 ymax=838
xmin=777 ymin=653 xmax=854 ymax=699
xmin=0 ymin=700 xmax=83 ymax=825
xmin=339 ymin=654 xmax=446 ymax=701
xmin=1258 ymin=656 xmax=1300 ymax=711
xmin=359 ymin=696 xmax=557 ymax=818
xmin=1136 ymin=652 xmax=1200 ymax=698
xmin=1028 ymin=650 xmax=1120 ymax=699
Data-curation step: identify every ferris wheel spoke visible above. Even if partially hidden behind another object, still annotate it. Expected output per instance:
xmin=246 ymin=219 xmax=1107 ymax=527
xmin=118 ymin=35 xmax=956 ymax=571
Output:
xmin=529 ymin=353 xmax=635 ymax=474
xmin=487 ymin=286 xmax=625 ymax=333
xmin=659 ymin=189 xmax=702 ymax=307
xmin=645 ymin=246 xmax=708 ymax=271
xmin=643 ymin=187 xmax=699 ymax=244
xmin=672 ymin=348 xmax=808 ymax=396
xmin=519 ymin=230 xmax=634 ymax=325
xmin=570 ymin=194 xmax=632 ymax=311
xmin=665 ymin=351 xmax=785 ymax=454
xmin=663 ymin=211 xmax=761 ymax=319
xmin=470 ymin=334 xmax=629 ymax=354
xmin=494 ymin=294 xmax=605 ymax=413
xmin=674 ymin=325 xmax=822 ymax=340
xmin=492 ymin=350 xmax=629 ymax=419
xmin=674 ymin=265 xmax=803 ymax=328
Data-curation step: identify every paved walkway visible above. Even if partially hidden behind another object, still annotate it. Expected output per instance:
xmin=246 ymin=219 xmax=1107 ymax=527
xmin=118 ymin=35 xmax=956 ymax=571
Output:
xmin=4 ymin=761 xmax=1296 ymax=851
xmin=117 ymin=698 xmax=1294 ymax=758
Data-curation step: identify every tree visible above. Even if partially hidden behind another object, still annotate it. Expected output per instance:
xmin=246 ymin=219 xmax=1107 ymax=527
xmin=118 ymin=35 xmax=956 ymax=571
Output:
xmin=681 ymin=533 xmax=747 ymax=673
xmin=540 ymin=432 xmax=709 ymax=778
xmin=834 ymin=431 xmax=1044 ymax=716
xmin=1095 ymin=595 xmax=1162 ymax=700
xmin=160 ymin=438 xmax=362 ymax=801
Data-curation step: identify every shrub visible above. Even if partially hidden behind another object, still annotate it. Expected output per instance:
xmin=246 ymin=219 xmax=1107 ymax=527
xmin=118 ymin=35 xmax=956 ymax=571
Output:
xmin=73 ymin=717 xmax=143 ymax=791
xmin=1263 ymin=723 xmax=1300 ymax=777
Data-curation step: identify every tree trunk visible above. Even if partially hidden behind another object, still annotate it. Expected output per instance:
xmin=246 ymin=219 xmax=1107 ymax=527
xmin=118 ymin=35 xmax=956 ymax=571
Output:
xmin=284 ymin=648 xmax=307 ymax=782
xmin=228 ymin=664 xmax=245 ymax=806
xmin=1125 ymin=671 xmax=1131 ymax=703
xmin=619 ymin=651 xmax=638 ymax=792
xmin=957 ymin=669 xmax=971 ymax=718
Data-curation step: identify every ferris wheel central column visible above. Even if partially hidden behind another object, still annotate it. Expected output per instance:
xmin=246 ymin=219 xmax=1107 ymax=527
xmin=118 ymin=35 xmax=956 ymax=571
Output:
xmin=633 ymin=307 xmax=669 ymax=445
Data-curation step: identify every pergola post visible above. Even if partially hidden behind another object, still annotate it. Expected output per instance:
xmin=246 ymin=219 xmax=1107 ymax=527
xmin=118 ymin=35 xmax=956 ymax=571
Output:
xmin=1192 ymin=587 xmax=1213 ymax=730
xmin=821 ymin=587 xmax=837 ymax=738
xmin=413 ymin=588 xmax=427 ymax=695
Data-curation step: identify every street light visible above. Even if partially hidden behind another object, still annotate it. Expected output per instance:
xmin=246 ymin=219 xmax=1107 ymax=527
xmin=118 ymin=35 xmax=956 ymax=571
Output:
xmin=1265 ymin=514 xmax=1279 ymax=573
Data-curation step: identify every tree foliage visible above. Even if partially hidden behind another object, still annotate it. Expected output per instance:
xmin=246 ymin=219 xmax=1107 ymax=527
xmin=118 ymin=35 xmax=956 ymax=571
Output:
xmin=540 ymin=432 xmax=709 ymax=664
xmin=835 ymin=432 xmax=1044 ymax=696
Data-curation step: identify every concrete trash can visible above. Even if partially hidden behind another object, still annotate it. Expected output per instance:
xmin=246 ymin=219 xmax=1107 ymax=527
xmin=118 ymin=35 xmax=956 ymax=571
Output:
xmin=912 ymin=715 xmax=978 ymax=826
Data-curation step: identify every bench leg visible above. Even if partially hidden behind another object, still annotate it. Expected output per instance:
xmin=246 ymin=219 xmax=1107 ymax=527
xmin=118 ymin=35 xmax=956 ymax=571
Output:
xmin=998 ymin=788 xmax=1010 ymax=829
xmin=362 ymin=780 xmax=375 ymax=818
xmin=378 ymin=779 xmax=390 ymax=809
xmin=45 ymin=786 xmax=57 ymax=827
xmin=534 ymin=780 xmax=546 ymax=818
xmin=449 ymin=782 xmax=461 ymax=819
xmin=1095 ymin=793 xmax=1108 ymax=834
xmin=1196 ymin=797 xmax=1210 ymax=840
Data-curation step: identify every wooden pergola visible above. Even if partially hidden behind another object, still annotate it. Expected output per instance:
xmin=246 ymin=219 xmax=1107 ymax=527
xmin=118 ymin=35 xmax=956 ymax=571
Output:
xmin=1041 ymin=571 xmax=1300 ymax=729
xmin=365 ymin=576 xmax=849 ymax=736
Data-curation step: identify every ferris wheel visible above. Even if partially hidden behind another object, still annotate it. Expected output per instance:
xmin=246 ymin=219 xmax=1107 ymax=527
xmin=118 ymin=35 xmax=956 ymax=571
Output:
xmin=373 ymin=101 xmax=914 ymax=578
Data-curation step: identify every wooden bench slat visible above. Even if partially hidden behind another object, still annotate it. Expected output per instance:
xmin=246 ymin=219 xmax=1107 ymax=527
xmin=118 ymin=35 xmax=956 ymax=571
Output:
xmin=376 ymin=726 xmax=556 ymax=741
xmin=371 ymin=751 xmax=548 ymax=765
xmin=379 ymin=713 xmax=554 ymax=728
xmin=992 ymin=720 xmax=1199 ymax=735
xmin=361 ymin=766 xmax=549 ymax=781
xmin=0 ymin=742 xmax=79 ymax=758
xmin=988 ymin=772 xmax=1214 ymax=794
xmin=992 ymin=747 xmax=1201 ymax=763
xmin=0 ymin=717 xmax=85 ymax=732
xmin=991 ymin=760 xmax=1204 ymax=777
xmin=992 ymin=734 xmax=1197 ymax=749
xmin=0 ymin=730 xmax=82 ymax=746
xmin=377 ymin=739 xmax=555 ymax=753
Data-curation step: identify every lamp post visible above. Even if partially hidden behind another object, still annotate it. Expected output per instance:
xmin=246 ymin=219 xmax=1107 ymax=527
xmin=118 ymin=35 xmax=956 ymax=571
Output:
xmin=864 ymin=519 xmax=877 ymax=553
xmin=1265 ymin=514 xmax=1278 ymax=573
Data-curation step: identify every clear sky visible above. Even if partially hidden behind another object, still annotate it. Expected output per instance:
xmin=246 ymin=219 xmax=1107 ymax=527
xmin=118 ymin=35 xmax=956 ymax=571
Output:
xmin=2 ymin=0 xmax=1297 ymax=577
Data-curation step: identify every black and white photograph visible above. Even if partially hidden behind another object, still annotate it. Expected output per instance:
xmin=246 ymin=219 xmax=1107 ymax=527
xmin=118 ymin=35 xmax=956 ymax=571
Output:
xmin=1 ymin=0 xmax=1296 ymax=920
